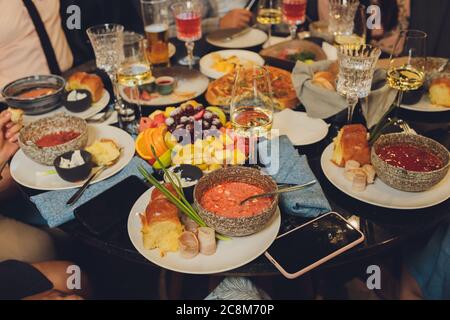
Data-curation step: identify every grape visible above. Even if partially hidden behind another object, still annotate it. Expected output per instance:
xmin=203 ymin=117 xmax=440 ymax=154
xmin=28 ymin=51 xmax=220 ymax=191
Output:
xmin=165 ymin=117 xmax=175 ymax=126
xmin=203 ymin=120 xmax=211 ymax=130
xmin=180 ymin=116 xmax=189 ymax=124
xmin=212 ymin=118 xmax=221 ymax=126
xmin=203 ymin=112 xmax=213 ymax=120
xmin=184 ymin=105 xmax=194 ymax=113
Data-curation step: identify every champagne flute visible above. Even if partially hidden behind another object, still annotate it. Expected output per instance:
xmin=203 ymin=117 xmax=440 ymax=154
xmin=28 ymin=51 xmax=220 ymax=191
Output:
xmin=337 ymin=44 xmax=381 ymax=124
xmin=257 ymin=0 xmax=282 ymax=47
xmin=116 ymin=32 xmax=154 ymax=134
xmin=230 ymin=65 xmax=274 ymax=138
xmin=387 ymin=30 xmax=427 ymax=113
xmin=171 ymin=0 xmax=202 ymax=69
xmin=87 ymin=24 xmax=125 ymax=111
xmin=282 ymin=0 xmax=308 ymax=40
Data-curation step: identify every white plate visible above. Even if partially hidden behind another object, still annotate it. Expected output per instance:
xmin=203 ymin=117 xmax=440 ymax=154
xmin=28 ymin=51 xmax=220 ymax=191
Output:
xmin=128 ymin=187 xmax=281 ymax=275
xmin=321 ymin=143 xmax=450 ymax=210
xmin=23 ymin=90 xmax=110 ymax=123
xmin=207 ymin=28 xmax=268 ymax=49
xmin=120 ymin=67 xmax=209 ymax=107
xmin=199 ymin=50 xmax=265 ymax=79
xmin=10 ymin=125 xmax=135 ymax=191
xmin=272 ymin=109 xmax=329 ymax=146
xmin=400 ymin=93 xmax=450 ymax=112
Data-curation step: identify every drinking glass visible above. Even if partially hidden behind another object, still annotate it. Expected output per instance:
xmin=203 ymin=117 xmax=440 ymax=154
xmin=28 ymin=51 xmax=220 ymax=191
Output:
xmin=171 ymin=0 xmax=202 ymax=68
xmin=117 ymin=32 xmax=154 ymax=134
xmin=337 ymin=44 xmax=381 ymax=123
xmin=141 ymin=0 xmax=170 ymax=66
xmin=387 ymin=30 xmax=427 ymax=113
xmin=230 ymin=66 xmax=274 ymax=138
xmin=328 ymin=0 xmax=360 ymax=41
xmin=282 ymin=0 xmax=308 ymax=40
xmin=333 ymin=4 xmax=367 ymax=46
xmin=257 ymin=0 xmax=282 ymax=47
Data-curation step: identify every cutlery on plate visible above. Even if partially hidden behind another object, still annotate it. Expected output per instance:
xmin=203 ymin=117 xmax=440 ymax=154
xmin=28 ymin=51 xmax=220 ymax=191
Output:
xmin=240 ymin=180 xmax=317 ymax=205
xmin=86 ymin=106 xmax=115 ymax=124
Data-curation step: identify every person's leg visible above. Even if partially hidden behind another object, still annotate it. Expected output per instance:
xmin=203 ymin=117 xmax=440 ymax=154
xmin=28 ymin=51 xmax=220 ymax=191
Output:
xmin=0 ymin=216 xmax=56 ymax=263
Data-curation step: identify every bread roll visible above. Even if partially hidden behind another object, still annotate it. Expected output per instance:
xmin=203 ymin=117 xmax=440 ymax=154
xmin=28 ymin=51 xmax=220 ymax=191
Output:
xmin=332 ymin=124 xmax=370 ymax=167
xmin=66 ymin=72 xmax=104 ymax=103
xmin=429 ymin=77 xmax=450 ymax=108
xmin=7 ymin=108 xmax=23 ymax=124
xmin=312 ymin=71 xmax=336 ymax=91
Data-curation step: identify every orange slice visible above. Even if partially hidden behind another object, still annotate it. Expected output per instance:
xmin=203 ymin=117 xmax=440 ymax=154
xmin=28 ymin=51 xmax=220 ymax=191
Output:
xmin=135 ymin=131 xmax=153 ymax=160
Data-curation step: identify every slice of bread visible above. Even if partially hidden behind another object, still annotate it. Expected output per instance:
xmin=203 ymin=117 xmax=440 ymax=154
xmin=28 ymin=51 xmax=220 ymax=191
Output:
xmin=7 ymin=108 xmax=24 ymax=124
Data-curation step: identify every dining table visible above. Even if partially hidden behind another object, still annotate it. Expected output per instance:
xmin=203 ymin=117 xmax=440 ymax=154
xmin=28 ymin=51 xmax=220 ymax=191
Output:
xmin=17 ymin=34 xmax=450 ymax=280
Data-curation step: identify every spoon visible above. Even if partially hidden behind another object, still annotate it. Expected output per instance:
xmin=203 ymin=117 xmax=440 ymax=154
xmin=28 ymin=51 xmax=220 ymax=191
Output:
xmin=240 ymin=180 xmax=317 ymax=205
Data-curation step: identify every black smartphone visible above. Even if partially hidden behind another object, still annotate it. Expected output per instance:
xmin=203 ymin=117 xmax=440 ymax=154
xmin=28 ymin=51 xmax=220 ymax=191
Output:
xmin=265 ymin=212 xmax=365 ymax=279
xmin=74 ymin=176 xmax=149 ymax=236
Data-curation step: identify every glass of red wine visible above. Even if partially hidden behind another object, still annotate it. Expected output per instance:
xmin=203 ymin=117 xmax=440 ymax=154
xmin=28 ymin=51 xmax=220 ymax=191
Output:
xmin=171 ymin=0 xmax=202 ymax=68
xmin=282 ymin=0 xmax=308 ymax=40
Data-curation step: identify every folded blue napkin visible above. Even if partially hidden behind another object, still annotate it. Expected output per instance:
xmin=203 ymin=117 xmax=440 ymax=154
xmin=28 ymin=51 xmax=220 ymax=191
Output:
xmin=258 ymin=135 xmax=331 ymax=218
xmin=30 ymin=157 xmax=152 ymax=228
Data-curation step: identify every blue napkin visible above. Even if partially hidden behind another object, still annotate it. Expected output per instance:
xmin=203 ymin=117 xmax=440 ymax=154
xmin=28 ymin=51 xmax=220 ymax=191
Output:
xmin=258 ymin=135 xmax=331 ymax=218
xmin=30 ymin=157 xmax=152 ymax=228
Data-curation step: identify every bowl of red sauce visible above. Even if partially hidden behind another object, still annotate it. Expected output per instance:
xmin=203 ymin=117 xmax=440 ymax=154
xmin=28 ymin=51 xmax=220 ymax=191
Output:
xmin=19 ymin=114 xmax=88 ymax=165
xmin=371 ymin=133 xmax=449 ymax=192
xmin=194 ymin=166 xmax=278 ymax=237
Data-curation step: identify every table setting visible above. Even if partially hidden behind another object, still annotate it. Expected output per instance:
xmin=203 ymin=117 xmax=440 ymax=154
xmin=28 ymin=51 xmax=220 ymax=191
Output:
xmin=2 ymin=0 xmax=449 ymax=281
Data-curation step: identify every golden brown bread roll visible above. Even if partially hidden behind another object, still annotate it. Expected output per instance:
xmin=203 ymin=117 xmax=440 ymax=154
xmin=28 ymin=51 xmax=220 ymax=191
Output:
xmin=312 ymin=71 xmax=337 ymax=91
xmin=429 ymin=77 xmax=450 ymax=108
xmin=332 ymin=124 xmax=370 ymax=167
xmin=7 ymin=108 xmax=24 ymax=124
xmin=66 ymin=72 xmax=104 ymax=103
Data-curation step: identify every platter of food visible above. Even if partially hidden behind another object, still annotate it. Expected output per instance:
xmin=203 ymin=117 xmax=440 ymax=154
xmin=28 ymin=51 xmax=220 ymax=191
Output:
xmin=259 ymin=39 xmax=327 ymax=69
xmin=128 ymin=166 xmax=281 ymax=274
xmin=206 ymin=66 xmax=299 ymax=110
xmin=321 ymin=124 xmax=450 ymax=210
xmin=206 ymin=28 xmax=268 ymax=49
xmin=120 ymin=67 xmax=209 ymax=107
xmin=10 ymin=116 xmax=135 ymax=191
xmin=400 ymin=76 xmax=450 ymax=112
xmin=199 ymin=50 xmax=265 ymax=79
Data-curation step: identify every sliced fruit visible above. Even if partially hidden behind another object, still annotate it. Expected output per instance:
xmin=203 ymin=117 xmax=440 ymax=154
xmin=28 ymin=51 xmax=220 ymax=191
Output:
xmin=153 ymin=149 xmax=172 ymax=169
xmin=139 ymin=117 xmax=157 ymax=132
xmin=144 ymin=128 xmax=155 ymax=154
xmin=151 ymin=126 xmax=168 ymax=157
xmin=153 ymin=113 xmax=167 ymax=126
xmin=164 ymin=107 xmax=176 ymax=118
xmin=149 ymin=110 xmax=165 ymax=120
xmin=206 ymin=106 xmax=227 ymax=126
xmin=193 ymin=109 xmax=205 ymax=121
xmin=164 ymin=132 xmax=178 ymax=149
xmin=136 ymin=132 xmax=153 ymax=160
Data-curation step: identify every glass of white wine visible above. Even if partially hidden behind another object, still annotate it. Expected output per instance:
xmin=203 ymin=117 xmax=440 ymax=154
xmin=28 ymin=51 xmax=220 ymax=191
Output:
xmin=257 ymin=0 xmax=282 ymax=47
xmin=116 ymin=32 xmax=155 ymax=134
xmin=230 ymin=66 xmax=274 ymax=138
xmin=387 ymin=30 xmax=427 ymax=113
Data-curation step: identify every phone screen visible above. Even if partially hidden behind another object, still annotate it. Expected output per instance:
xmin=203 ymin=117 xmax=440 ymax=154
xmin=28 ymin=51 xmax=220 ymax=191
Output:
xmin=266 ymin=213 xmax=363 ymax=274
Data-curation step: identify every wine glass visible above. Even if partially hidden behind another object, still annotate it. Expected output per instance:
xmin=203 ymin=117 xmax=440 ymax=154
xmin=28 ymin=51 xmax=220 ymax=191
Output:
xmin=282 ymin=0 xmax=308 ymax=40
xmin=141 ymin=0 xmax=170 ymax=67
xmin=230 ymin=66 xmax=274 ymax=138
xmin=333 ymin=4 xmax=367 ymax=46
xmin=87 ymin=24 xmax=125 ymax=110
xmin=387 ymin=30 xmax=427 ymax=113
xmin=171 ymin=0 xmax=202 ymax=68
xmin=116 ymin=32 xmax=154 ymax=134
xmin=337 ymin=44 xmax=381 ymax=123
xmin=328 ymin=0 xmax=362 ymax=44
xmin=257 ymin=0 xmax=282 ymax=47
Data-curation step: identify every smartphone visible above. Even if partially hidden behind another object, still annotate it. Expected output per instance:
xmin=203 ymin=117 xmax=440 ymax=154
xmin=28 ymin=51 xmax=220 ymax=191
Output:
xmin=74 ymin=176 xmax=149 ymax=236
xmin=265 ymin=212 xmax=365 ymax=279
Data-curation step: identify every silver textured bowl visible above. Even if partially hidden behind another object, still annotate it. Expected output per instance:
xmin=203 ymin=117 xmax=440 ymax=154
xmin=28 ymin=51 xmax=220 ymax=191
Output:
xmin=371 ymin=133 xmax=450 ymax=192
xmin=194 ymin=166 xmax=278 ymax=237
xmin=19 ymin=115 xmax=88 ymax=166
xmin=2 ymin=75 xmax=66 ymax=115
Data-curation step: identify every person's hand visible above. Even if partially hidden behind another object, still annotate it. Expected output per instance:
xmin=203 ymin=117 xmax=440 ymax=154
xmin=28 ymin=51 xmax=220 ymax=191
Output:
xmin=0 ymin=110 xmax=21 ymax=162
xmin=219 ymin=9 xmax=253 ymax=29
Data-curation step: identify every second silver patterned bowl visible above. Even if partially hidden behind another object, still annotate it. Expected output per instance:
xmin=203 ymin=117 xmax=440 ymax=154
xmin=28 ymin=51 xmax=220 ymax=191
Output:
xmin=371 ymin=133 xmax=449 ymax=192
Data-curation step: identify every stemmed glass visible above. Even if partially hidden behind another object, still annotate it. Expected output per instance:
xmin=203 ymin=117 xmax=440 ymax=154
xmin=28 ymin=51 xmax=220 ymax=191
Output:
xmin=328 ymin=0 xmax=361 ymax=43
xmin=171 ymin=0 xmax=202 ymax=68
xmin=337 ymin=44 xmax=381 ymax=124
xmin=333 ymin=4 xmax=367 ymax=46
xmin=87 ymin=24 xmax=125 ymax=110
xmin=257 ymin=0 xmax=282 ymax=47
xmin=281 ymin=0 xmax=308 ymax=40
xmin=230 ymin=66 xmax=274 ymax=138
xmin=116 ymin=32 xmax=154 ymax=134
xmin=387 ymin=30 xmax=427 ymax=113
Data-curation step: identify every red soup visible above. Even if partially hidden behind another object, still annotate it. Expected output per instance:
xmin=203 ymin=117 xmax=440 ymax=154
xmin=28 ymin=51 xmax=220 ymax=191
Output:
xmin=376 ymin=144 xmax=443 ymax=172
xmin=35 ymin=131 xmax=81 ymax=148
xmin=201 ymin=182 xmax=273 ymax=218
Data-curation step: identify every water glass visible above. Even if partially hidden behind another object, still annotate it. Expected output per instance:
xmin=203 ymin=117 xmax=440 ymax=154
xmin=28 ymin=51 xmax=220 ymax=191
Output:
xmin=328 ymin=0 xmax=360 ymax=37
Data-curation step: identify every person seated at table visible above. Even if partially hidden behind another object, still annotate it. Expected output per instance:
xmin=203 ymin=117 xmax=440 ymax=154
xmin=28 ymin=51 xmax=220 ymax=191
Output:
xmin=0 ymin=0 xmax=73 ymax=89
xmin=0 ymin=260 xmax=90 ymax=300
xmin=0 ymin=110 xmax=56 ymax=263
xmin=400 ymin=223 xmax=450 ymax=300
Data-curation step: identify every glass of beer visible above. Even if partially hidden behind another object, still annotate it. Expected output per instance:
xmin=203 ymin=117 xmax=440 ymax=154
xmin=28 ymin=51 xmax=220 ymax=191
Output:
xmin=141 ymin=0 xmax=170 ymax=66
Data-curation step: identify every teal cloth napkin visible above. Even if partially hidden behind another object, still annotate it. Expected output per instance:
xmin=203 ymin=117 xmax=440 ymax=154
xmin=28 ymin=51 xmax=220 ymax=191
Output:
xmin=258 ymin=135 xmax=331 ymax=218
xmin=30 ymin=157 xmax=152 ymax=228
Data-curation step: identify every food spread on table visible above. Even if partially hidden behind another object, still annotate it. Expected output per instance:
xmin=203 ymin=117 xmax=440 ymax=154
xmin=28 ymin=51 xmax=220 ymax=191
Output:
xmin=209 ymin=52 xmax=257 ymax=74
xmin=279 ymin=49 xmax=316 ymax=64
xmin=206 ymin=66 xmax=299 ymax=109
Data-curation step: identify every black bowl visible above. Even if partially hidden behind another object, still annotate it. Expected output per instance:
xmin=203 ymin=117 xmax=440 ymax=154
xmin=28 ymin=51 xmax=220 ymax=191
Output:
xmin=402 ymin=86 xmax=425 ymax=105
xmin=54 ymin=150 xmax=93 ymax=183
xmin=164 ymin=165 xmax=204 ymax=203
xmin=64 ymin=89 xmax=92 ymax=113
xmin=2 ymin=75 xmax=66 ymax=115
